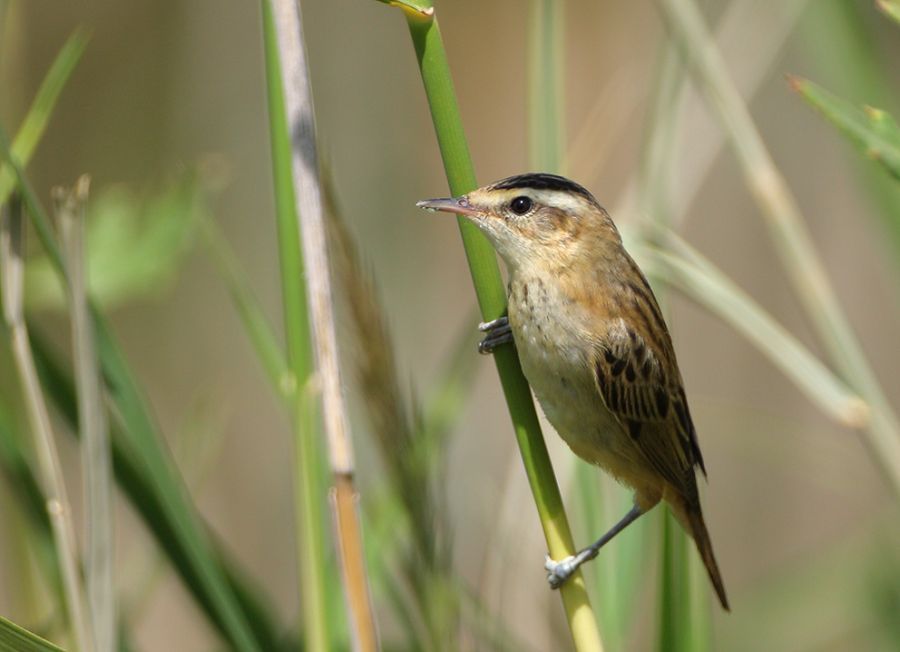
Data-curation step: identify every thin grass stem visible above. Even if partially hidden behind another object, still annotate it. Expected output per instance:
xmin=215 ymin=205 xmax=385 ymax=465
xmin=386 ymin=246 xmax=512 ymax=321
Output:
xmin=633 ymin=33 xmax=709 ymax=650
xmin=200 ymin=218 xmax=292 ymax=400
xmin=1 ymin=197 xmax=93 ymax=652
xmin=0 ymin=122 xmax=265 ymax=652
xmin=528 ymin=0 xmax=564 ymax=174
xmin=615 ymin=0 xmax=811 ymax=224
xmin=56 ymin=177 xmax=116 ymax=652
xmin=656 ymin=0 xmax=900 ymax=497
xmin=635 ymin=237 xmax=868 ymax=428
xmin=0 ymin=613 xmax=66 ymax=652
xmin=0 ymin=29 xmax=88 ymax=205
xmin=269 ymin=0 xmax=379 ymax=648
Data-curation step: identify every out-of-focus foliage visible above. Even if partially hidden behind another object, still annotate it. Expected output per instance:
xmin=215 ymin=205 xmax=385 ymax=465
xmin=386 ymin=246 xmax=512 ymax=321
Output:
xmin=877 ymin=0 xmax=900 ymax=25
xmin=790 ymin=76 xmax=900 ymax=182
xmin=25 ymin=175 xmax=204 ymax=310
xmin=0 ymin=615 xmax=65 ymax=652
xmin=0 ymin=29 xmax=88 ymax=206
xmin=3 ymin=0 xmax=900 ymax=650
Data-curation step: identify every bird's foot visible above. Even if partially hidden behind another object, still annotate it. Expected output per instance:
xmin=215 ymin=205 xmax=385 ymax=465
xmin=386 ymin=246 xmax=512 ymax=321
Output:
xmin=544 ymin=554 xmax=581 ymax=590
xmin=477 ymin=316 xmax=513 ymax=355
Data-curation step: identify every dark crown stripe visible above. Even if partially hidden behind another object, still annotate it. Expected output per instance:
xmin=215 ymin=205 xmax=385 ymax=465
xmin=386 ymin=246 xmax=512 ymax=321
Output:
xmin=489 ymin=173 xmax=596 ymax=201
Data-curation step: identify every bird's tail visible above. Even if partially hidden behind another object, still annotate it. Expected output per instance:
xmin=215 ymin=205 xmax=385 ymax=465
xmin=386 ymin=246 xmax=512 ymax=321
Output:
xmin=682 ymin=505 xmax=730 ymax=611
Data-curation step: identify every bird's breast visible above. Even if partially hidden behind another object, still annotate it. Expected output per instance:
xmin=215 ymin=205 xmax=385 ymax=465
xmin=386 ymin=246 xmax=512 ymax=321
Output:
xmin=507 ymin=274 xmax=628 ymax=464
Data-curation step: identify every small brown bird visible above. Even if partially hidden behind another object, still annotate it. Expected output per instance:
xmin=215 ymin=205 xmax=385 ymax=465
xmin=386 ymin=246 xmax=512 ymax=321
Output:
xmin=417 ymin=173 xmax=729 ymax=610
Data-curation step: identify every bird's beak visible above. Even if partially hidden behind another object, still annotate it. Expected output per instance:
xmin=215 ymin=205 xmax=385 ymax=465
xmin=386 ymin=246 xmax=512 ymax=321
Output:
xmin=416 ymin=196 xmax=480 ymax=217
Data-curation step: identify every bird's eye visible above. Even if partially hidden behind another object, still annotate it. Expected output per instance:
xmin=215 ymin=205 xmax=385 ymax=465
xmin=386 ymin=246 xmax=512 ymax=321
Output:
xmin=510 ymin=196 xmax=533 ymax=215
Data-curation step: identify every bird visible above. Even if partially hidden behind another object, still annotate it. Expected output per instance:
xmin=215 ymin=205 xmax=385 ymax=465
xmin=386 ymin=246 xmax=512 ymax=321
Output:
xmin=417 ymin=172 xmax=729 ymax=610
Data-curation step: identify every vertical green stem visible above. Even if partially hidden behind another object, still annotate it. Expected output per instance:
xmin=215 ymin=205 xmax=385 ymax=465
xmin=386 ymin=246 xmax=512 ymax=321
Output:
xmin=528 ymin=0 xmax=565 ymax=174
xmin=657 ymin=511 xmax=689 ymax=651
xmin=402 ymin=8 xmax=603 ymax=651
xmin=57 ymin=177 xmax=117 ymax=652
xmin=637 ymin=37 xmax=712 ymax=651
xmin=1 ymin=198 xmax=93 ymax=652
xmin=260 ymin=2 xmax=330 ymax=650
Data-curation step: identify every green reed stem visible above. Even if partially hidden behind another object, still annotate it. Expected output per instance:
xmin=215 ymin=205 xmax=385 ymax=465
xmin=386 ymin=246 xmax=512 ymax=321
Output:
xmin=390 ymin=6 xmax=603 ymax=650
xmin=260 ymin=1 xmax=331 ymax=650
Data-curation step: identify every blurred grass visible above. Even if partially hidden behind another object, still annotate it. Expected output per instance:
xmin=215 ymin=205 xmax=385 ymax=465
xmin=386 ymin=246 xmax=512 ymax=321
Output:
xmin=789 ymin=76 xmax=900 ymax=182
xmin=1 ymin=92 xmax=275 ymax=652
xmin=28 ymin=332 xmax=289 ymax=651
xmin=260 ymin=1 xmax=332 ymax=649
xmin=0 ymin=29 xmax=88 ymax=206
xmin=0 ymin=614 xmax=65 ymax=652
xmin=528 ymin=0 xmax=564 ymax=174
xmin=657 ymin=0 xmax=900 ymax=499
xmin=800 ymin=0 xmax=900 ymax=261
xmin=1 ymin=194 xmax=92 ymax=652
xmin=0 ymin=401 xmax=62 ymax=596
xmin=634 ymin=235 xmax=867 ymax=428
xmin=56 ymin=176 xmax=116 ymax=652
xmin=26 ymin=177 xmax=203 ymax=309
xmin=632 ymin=28 xmax=712 ymax=652
xmin=720 ymin=512 xmax=900 ymax=652
xmin=202 ymin=217 xmax=291 ymax=396
xmin=879 ymin=0 xmax=900 ymax=24
xmin=328 ymin=185 xmax=459 ymax=650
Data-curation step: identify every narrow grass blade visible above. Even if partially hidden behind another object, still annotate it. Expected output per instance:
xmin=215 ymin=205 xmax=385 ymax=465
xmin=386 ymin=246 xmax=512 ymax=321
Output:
xmin=656 ymin=0 xmax=900 ymax=498
xmin=0 ymin=614 xmax=66 ymax=652
xmin=2 ymin=198 xmax=94 ymax=652
xmin=0 ymin=130 xmax=266 ymax=651
xmin=91 ymin=315 xmax=263 ymax=652
xmin=789 ymin=76 xmax=900 ymax=181
xmin=327 ymin=177 xmax=478 ymax=649
xmin=201 ymin=219 xmax=292 ymax=398
xmin=656 ymin=509 xmax=694 ymax=652
xmin=56 ymin=177 xmax=116 ymax=652
xmin=28 ymin=331 xmax=288 ymax=652
xmin=383 ymin=4 xmax=604 ymax=650
xmin=0 ymin=29 xmax=88 ymax=205
xmin=27 ymin=177 xmax=205 ymax=310
xmin=877 ymin=0 xmax=900 ymax=25
xmin=615 ymin=0 xmax=811 ymax=226
xmin=633 ymin=35 xmax=701 ymax=650
xmin=528 ymin=0 xmax=564 ymax=173
xmin=418 ymin=315 xmax=480 ymax=456
xmin=574 ymin=465 xmax=618 ymax=648
xmin=636 ymin=37 xmax=686 ymax=228
xmin=0 ymin=401 xmax=64 ymax=604
xmin=800 ymin=1 xmax=900 ymax=265
xmin=634 ymin=238 xmax=868 ymax=429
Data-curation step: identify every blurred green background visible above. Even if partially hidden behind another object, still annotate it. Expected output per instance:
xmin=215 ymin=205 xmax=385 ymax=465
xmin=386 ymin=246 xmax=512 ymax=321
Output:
xmin=1 ymin=0 xmax=899 ymax=650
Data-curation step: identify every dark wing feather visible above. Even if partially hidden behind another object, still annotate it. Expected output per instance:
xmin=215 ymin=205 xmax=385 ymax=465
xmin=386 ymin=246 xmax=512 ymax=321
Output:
xmin=592 ymin=265 xmax=705 ymax=490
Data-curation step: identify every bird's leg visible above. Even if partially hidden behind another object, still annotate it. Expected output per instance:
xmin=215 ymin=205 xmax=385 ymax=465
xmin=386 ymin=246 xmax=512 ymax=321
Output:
xmin=477 ymin=316 xmax=513 ymax=355
xmin=545 ymin=504 xmax=644 ymax=589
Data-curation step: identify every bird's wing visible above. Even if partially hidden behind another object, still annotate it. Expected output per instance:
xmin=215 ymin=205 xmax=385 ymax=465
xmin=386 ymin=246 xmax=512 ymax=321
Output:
xmin=590 ymin=277 xmax=705 ymax=489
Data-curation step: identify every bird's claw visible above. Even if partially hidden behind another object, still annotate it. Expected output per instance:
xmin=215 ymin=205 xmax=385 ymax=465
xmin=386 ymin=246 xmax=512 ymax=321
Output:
xmin=544 ymin=554 xmax=579 ymax=590
xmin=477 ymin=316 xmax=513 ymax=355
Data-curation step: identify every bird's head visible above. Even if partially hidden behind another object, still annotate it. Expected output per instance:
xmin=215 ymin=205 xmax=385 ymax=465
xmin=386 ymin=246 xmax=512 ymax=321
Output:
xmin=417 ymin=173 xmax=619 ymax=272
